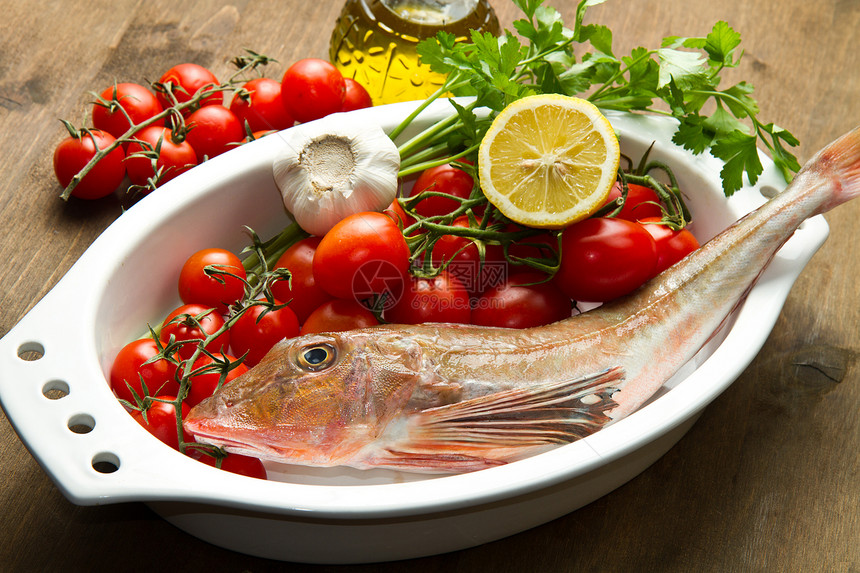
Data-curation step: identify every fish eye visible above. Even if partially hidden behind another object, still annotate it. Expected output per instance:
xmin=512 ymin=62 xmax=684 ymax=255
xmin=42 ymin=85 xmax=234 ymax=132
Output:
xmin=296 ymin=343 xmax=337 ymax=372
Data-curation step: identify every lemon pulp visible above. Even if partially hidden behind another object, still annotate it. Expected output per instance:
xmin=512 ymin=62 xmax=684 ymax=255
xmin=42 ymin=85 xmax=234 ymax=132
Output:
xmin=478 ymin=94 xmax=620 ymax=228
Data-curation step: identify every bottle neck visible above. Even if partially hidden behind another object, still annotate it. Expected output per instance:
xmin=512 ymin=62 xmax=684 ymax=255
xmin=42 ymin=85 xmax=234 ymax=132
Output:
xmin=379 ymin=0 xmax=480 ymax=26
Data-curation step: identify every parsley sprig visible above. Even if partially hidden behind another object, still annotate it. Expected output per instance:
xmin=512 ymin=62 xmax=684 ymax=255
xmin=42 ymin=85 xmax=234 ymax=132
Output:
xmin=394 ymin=0 xmax=799 ymax=197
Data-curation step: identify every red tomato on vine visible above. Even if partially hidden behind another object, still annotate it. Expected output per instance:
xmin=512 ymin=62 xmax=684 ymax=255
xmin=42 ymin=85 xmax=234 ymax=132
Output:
xmin=185 ymin=105 xmax=245 ymax=162
xmin=408 ymin=161 xmax=475 ymax=218
xmin=230 ymin=300 xmax=300 ymax=366
xmin=230 ymin=77 xmax=294 ymax=132
xmin=109 ymin=338 xmax=178 ymax=403
xmin=342 ymin=78 xmax=373 ymax=111
xmin=178 ymin=248 xmax=247 ymax=312
xmin=313 ymin=211 xmax=410 ymax=302
xmin=385 ymin=271 xmax=471 ymax=325
xmin=156 ymin=63 xmax=222 ymax=110
xmin=184 ymin=352 xmax=248 ymax=408
xmin=430 ymin=215 xmax=506 ymax=296
xmin=53 ymin=129 xmax=125 ymax=200
xmin=556 ymin=217 xmax=657 ymax=302
xmin=160 ymin=303 xmax=230 ymax=361
xmin=383 ymin=199 xmax=416 ymax=231
xmin=299 ymin=299 xmax=379 ymax=335
xmin=125 ymin=126 xmax=197 ymax=187
xmin=91 ymin=82 xmax=164 ymax=139
xmin=604 ymin=182 xmax=664 ymax=221
xmin=131 ymin=396 xmax=190 ymax=451
xmin=472 ymin=272 xmax=571 ymax=328
xmin=271 ymin=237 xmax=333 ymax=324
xmin=187 ymin=448 xmax=268 ymax=480
xmin=638 ymin=217 xmax=700 ymax=276
xmin=280 ymin=58 xmax=346 ymax=123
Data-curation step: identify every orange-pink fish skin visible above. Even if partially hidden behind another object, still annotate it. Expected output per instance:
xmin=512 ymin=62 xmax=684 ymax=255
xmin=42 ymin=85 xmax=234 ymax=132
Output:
xmin=184 ymin=126 xmax=860 ymax=473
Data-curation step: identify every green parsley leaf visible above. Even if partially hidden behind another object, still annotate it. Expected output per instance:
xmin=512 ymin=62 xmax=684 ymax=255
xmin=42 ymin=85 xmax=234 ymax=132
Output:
xmin=657 ymin=48 xmax=708 ymax=90
xmin=710 ymin=130 xmax=764 ymax=194
xmin=512 ymin=0 xmax=544 ymax=20
xmin=574 ymin=0 xmax=609 ymax=41
xmin=703 ymin=104 xmax=750 ymax=135
xmin=581 ymin=24 xmax=614 ymax=56
xmin=721 ymin=81 xmax=759 ymax=118
xmin=672 ymin=114 xmax=713 ymax=154
xmin=661 ymin=34 xmax=707 ymax=51
xmin=704 ymin=21 xmax=742 ymax=67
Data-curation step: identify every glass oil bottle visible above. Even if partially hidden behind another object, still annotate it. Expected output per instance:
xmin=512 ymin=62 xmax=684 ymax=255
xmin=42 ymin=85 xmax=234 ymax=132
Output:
xmin=329 ymin=0 xmax=500 ymax=105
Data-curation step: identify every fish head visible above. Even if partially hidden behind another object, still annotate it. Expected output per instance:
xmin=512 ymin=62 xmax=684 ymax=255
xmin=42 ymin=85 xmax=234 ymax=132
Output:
xmin=183 ymin=329 xmax=427 ymax=466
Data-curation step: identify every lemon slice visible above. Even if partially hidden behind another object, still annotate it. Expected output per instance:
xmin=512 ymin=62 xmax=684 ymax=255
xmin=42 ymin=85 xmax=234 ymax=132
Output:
xmin=478 ymin=94 xmax=620 ymax=228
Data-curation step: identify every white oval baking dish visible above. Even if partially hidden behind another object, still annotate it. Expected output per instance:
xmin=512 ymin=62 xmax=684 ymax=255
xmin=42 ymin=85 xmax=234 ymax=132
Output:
xmin=0 ymin=99 xmax=828 ymax=564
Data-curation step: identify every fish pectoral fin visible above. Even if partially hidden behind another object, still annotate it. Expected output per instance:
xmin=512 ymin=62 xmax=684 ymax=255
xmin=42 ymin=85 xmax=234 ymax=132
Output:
xmin=407 ymin=366 xmax=624 ymax=450
xmin=369 ymin=449 xmax=507 ymax=473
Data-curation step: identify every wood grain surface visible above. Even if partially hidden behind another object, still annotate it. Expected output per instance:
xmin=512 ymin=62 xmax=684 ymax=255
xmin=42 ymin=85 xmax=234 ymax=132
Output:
xmin=0 ymin=0 xmax=857 ymax=571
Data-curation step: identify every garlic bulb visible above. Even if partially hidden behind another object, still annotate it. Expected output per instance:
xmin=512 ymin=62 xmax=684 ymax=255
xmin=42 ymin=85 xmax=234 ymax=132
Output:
xmin=272 ymin=115 xmax=400 ymax=236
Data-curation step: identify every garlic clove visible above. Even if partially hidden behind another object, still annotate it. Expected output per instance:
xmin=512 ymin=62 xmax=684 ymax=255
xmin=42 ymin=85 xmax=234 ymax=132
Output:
xmin=272 ymin=114 xmax=400 ymax=236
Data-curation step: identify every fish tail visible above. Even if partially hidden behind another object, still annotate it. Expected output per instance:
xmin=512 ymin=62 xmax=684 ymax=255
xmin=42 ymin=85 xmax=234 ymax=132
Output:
xmin=802 ymin=125 xmax=860 ymax=215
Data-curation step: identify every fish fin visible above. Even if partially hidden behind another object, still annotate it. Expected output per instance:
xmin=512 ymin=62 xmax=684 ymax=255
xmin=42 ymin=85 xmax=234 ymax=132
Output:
xmin=368 ymin=450 xmax=507 ymax=473
xmin=806 ymin=125 xmax=860 ymax=214
xmin=406 ymin=366 xmax=624 ymax=451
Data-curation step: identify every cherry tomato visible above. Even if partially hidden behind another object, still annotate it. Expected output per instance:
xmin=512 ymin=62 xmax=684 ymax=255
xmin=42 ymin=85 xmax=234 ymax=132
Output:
xmin=160 ymin=303 xmax=230 ymax=360
xmin=556 ymin=217 xmax=657 ymax=302
xmin=604 ymin=182 xmax=664 ymax=221
xmin=187 ymin=448 xmax=268 ymax=479
xmin=229 ymin=77 xmax=295 ymax=133
xmin=178 ymin=248 xmax=247 ymax=312
xmin=385 ymin=271 xmax=471 ymax=325
xmin=313 ymin=211 xmax=410 ymax=301
xmin=230 ymin=300 xmax=300 ymax=366
xmin=299 ymin=299 xmax=379 ymax=335
xmin=271 ymin=237 xmax=333 ymax=323
xmin=215 ymin=453 xmax=267 ymax=479
xmin=131 ymin=396 xmax=190 ymax=451
xmin=92 ymin=83 xmax=164 ymax=139
xmin=408 ymin=161 xmax=475 ymax=218
xmin=505 ymin=226 xmax=559 ymax=263
xmin=242 ymin=129 xmax=277 ymax=143
xmin=110 ymin=338 xmax=178 ymax=403
xmin=638 ymin=217 xmax=700 ymax=276
xmin=431 ymin=215 xmax=506 ymax=296
xmin=156 ymin=63 xmax=222 ymax=111
xmin=342 ymin=78 xmax=373 ymax=111
xmin=472 ymin=272 xmax=571 ymax=328
xmin=53 ymin=129 xmax=125 ymax=200
xmin=280 ymin=58 xmax=345 ymax=123
xmin=185 ymin=105 xmax=245 ymax=162
xmin=383 ymin=199 xmax=416 ymax=231
xmin=185 ymin=352 xmax=248 ymax=408
xmin=124 ymin=125 xmax=197 ymax=187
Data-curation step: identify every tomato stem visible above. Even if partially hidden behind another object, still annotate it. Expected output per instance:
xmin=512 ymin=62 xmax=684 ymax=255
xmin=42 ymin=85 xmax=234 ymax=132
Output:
xmin=58 ymin=49 xmax=274 ymax=201
xmin=138 ymin=225 xmax=293 ymax=454
xmin=241 ymin=222 xmax=309 ymax=279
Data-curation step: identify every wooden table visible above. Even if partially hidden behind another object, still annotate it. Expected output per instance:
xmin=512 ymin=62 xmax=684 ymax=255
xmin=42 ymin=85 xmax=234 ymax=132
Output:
xmin=1 ymin=0 xmax=857 ymax=570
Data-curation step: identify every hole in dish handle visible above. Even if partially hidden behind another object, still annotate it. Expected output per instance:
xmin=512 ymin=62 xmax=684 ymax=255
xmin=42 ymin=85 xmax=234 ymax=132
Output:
xmin=759 ymin=185 xmax=779 ymax=199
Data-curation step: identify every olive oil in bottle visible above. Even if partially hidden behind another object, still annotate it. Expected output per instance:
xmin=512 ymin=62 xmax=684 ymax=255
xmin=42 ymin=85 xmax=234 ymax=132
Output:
xmin=329 ymin=0 xmax=500 ymax=105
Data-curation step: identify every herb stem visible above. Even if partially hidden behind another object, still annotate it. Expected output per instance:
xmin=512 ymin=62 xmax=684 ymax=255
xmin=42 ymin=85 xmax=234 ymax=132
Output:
xmin=399 ymin=141 xmax=452 ymax=171
xmin=388 ymin=72 xmax=468 ymax=142
xmin=398 ymin=142 xmax=480 ymax=178
xmin=587 ymin=49 xmax=655 ymax=102
xmin=242 ymin=221 xmax=308 ymax=277
xmin=397 ymin=112 xmax=461 ymax=158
